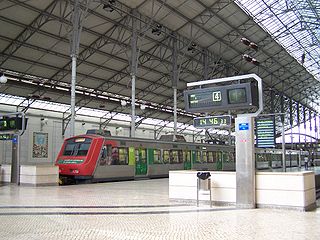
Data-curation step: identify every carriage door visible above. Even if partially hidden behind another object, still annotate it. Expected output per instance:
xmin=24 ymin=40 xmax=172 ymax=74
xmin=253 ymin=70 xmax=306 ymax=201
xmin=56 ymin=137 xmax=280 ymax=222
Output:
xmin=135 ymin=148 xmax=147 ymax=175
xmin=215 ymin=151 xmax=223 ymax=170
xmin=183 ymin=151 xmax=191 ymax=170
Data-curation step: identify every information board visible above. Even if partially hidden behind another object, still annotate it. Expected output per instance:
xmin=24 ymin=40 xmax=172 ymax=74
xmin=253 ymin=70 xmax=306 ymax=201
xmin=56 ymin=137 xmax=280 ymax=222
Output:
xmin=0 ymin=117 xmax=28 ymax=131
xmin=0 ymin=134 xmax=14 ymax=140
xmin=193 ymin=115 xmax=231 ymax=128
xmin=184 ymin=82 xmax=258 ymax=112
xmin=256 ymin=117 xmax=275 ymax=148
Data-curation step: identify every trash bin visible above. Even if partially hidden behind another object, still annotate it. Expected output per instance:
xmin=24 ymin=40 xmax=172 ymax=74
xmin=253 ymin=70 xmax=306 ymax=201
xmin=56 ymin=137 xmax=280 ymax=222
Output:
xmin=197 ymin=172 xmax=211 ymax=191
xmin=196 ymin=172 xmax=212 ymax=207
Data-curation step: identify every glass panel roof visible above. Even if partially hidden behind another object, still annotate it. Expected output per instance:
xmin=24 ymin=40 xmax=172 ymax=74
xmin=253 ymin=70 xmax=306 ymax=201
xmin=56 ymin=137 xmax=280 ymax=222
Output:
xmin=235 ymin=0 xmax=320 ymax=81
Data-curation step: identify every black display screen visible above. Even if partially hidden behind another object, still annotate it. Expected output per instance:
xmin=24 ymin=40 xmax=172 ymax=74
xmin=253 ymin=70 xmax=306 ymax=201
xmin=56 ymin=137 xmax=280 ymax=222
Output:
xmin=188 ymin=90 xmax=222 ymax=109
xmin=227 ymin=88 xmax=247 ymax=104
xmin=0 ymin=117 xmax=28 ymax=131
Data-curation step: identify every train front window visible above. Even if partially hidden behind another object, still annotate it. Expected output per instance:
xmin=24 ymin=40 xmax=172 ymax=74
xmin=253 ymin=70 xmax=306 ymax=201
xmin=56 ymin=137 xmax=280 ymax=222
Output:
xmin=63 ymin=138 xmax=92 ymax=156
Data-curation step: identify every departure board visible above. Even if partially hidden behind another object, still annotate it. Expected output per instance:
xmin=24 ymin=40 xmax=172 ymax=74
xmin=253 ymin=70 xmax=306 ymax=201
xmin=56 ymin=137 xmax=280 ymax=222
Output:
xmin=194 ymin=115 xmax=231 ymax=128
xmin=188 ymin=90 xmax=222 ymax=109
xmin=0 ymin=134 xmax=14 ymax=140
xmin=0 ymin=117 xmax=27 ymax=131
xmin=256 ymin=117 xmax=275 ymax=148
xmin=184 ymin=82 xmax=258 ymax=113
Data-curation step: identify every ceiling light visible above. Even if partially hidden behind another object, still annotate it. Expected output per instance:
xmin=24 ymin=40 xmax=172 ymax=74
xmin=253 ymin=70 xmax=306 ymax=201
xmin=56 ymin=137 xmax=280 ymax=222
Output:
xmin=120 ymin=100 xmax=127 ymax=106
xmin=301 ymin=52 xmax=306 ymax=64
xmin=249 ymin=42 xmax=258 ymax=51
xmin=241 ymin=37 xmax=258 ymax=51
xmin=0 ymin=73 xmax=7 ymax=84
xmin=187 ymin=43 xmax=196 ymax=52
xmin=103 ymin=0 xmax=115 ymax=12
xmin=242 ymin=54 xmax=260 ymax=66
xmin=151 ymin=24 xmax=162 ymax=36
xmin=140 ymin=104 xmax=146 ymax=110
xmin=42 ymin=96 xmax=51 ymax=101
xmin=251 ymin=58 xmax=260 ymax=66
xmin=242 ymin=54 xmax=252 ymax=62
xmin=240 ymin=37 xmax=251 ymax=46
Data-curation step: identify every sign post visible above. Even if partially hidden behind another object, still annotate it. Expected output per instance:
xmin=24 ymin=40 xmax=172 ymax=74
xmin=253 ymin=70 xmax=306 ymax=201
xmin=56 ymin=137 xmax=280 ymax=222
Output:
xmin=186 ymin=74 xmax=263 ymax=209
xmin=0 ymin=112 xmax=27 ymax=185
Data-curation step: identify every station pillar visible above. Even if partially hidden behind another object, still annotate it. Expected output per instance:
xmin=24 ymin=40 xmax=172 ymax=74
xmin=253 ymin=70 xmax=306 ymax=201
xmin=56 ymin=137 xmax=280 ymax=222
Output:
xmin=235 ymin=116 xmax=255 ymax=208
xmin=11 ymin=134 xmax=20 ymax=185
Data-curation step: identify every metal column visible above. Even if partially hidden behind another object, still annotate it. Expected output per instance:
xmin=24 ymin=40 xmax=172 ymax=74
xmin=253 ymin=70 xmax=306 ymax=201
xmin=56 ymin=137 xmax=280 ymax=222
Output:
xmin=172 ymin=35 xmax=178 ymax=140
xmin=130 ymin=11 xmax=138 ymax=138
xmin=70 ymin=55 xmax=77 ymax=137
xmin=11 ymin=134 xmax=20 ymax=185
xmin=280 ymin=95 xmax=286 ymax=172
xmin=235 ymin=116 xmax=255 ymax=208
xmin=70 ymin=0 xmax=82 ymax=137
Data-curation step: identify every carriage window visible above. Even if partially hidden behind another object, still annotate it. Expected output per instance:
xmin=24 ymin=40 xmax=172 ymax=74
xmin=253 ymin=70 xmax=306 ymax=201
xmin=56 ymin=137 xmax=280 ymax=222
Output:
xmin=111 ymin=147 xmax=119 ymax=165
xmin=154 ymin=149 xmax=161 ymax=164
xmin=170 ymin=150 xmax=180 ymax=164
xmin=163 ymin=150 xmax=170 ymax=164
xmin=195 ymin=151 xmax=201 ymax=163
xmin=63 ymin=138 xmax=92 ymax=156
xmin=118 ymin=147 xmax=128 ymax=165
xmin=202 ymin=151 xmax=207 ymax=163
xmin=163 ymin=150 xmax=185 ymax=164
xmin=207 ymin=152 xmax=214 ymax=163
xmin=222 ymin=152 xmax=229 ymax=162
xmin=183 ymin=151 xmax=191 ymax=163
xmin=229 ymin=152 xmax=235 ymax=162
xmin=177 ymin=150 xmax=183 ymax=163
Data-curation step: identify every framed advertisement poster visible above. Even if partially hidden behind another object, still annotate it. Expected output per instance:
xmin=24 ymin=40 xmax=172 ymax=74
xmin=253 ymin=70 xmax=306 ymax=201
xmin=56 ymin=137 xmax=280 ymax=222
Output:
xmin=32 ymin=132 xmax=48 ymax=158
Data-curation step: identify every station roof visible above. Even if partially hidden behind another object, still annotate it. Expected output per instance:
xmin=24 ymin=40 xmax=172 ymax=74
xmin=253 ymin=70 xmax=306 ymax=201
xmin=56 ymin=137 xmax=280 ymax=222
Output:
xmin=0 ymin=0 xmax=319 ymax=135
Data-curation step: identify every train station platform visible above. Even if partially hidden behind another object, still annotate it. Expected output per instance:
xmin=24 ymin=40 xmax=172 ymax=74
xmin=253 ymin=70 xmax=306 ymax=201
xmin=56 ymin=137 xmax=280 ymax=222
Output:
xmin=0 ymin=178 xmax=319 ymax=240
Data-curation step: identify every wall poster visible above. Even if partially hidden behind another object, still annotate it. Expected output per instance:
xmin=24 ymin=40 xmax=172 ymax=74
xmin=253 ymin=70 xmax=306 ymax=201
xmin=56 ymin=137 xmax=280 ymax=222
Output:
xmin=32 ymin=132 xmax=48 ymax=158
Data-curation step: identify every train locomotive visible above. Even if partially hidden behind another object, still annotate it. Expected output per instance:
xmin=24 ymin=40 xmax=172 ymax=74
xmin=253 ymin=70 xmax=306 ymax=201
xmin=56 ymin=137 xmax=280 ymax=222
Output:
xmin=55 ymin=130 xmax=309 ymax=184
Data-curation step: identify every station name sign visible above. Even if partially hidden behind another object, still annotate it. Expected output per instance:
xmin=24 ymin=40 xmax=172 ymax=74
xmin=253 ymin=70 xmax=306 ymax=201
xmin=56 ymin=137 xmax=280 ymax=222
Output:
xmin=194 ymin=115 xmax=231 ymax=128
xmin=184 ymin=82 xmax=258 ymax=112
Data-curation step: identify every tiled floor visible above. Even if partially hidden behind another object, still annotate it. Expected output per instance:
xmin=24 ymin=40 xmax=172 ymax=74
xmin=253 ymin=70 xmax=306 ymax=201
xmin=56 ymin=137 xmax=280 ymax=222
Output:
xmin=0 ymin=179 xmax=319 ymax=240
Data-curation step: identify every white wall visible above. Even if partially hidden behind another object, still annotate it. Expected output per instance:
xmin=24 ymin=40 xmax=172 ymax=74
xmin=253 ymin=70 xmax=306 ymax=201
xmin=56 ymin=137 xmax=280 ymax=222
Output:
xmin=0 ymin=107 xmax=201 ymax=165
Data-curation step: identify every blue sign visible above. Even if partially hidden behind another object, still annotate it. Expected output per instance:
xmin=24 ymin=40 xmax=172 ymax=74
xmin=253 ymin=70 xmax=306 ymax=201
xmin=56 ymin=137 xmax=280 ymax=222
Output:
xmin=239 ymin=123 xmax=249 ymax=131
xmin=12 ymin=136 xmax=18 ymax=144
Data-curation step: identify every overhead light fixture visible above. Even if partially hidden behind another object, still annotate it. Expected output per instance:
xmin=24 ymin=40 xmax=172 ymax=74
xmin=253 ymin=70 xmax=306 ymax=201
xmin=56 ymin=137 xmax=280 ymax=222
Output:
xmin=151 ymin=24 xmax=162 ymax=36
xmin=240 ymin=37 xmax=251 ymax=46
xmin=120 ymin=100 xmax=127 ymax=106
xmin=29 ymin=94 xmax=41 ymax=99
xmin=187 ymin=43 xmax=196 ymax=52
xmin=140 ymin=104 xmax=146 ymax=110
xmin=251 ymin=58 xmax=260 ymax=66
xmin=241 ymin=37 xmax=258 ymax=51
xmin=242 ymin=54 xmax=260 ymax=66
xmin=0 ymin=72 xmax=7 ymax=84
xmin=249 ymin=42 xmax=258 ymax=51
xmin=242 ymin=54 xmax=252 ymax=62
xmin=301 ymin=52 xmax=306 ymax=64
xmin=103 ymin=0 xmax=115 ymax=12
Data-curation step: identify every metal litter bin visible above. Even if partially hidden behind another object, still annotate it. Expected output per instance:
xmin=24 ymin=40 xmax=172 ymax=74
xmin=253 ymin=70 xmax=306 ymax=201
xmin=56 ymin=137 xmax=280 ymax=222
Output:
xmin=196 ymin=172 xmax=212 ymax=207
